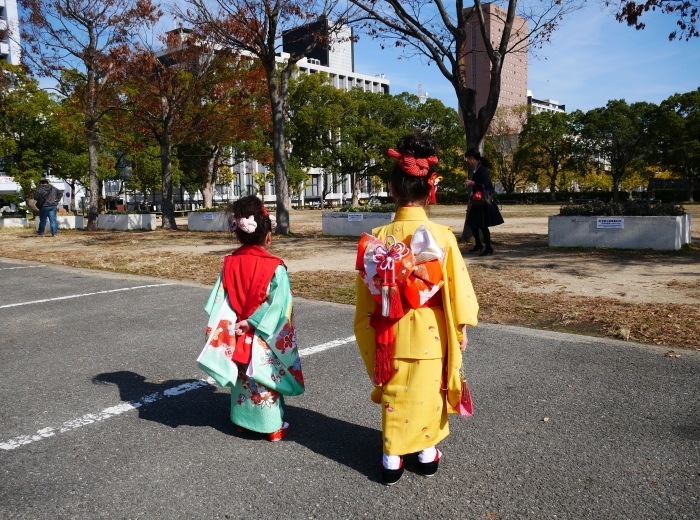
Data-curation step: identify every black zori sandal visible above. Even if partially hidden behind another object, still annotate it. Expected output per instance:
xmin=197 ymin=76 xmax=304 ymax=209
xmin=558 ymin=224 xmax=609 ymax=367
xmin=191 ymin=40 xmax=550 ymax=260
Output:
xmin=381 ymin=458 xmax=404 ymax=486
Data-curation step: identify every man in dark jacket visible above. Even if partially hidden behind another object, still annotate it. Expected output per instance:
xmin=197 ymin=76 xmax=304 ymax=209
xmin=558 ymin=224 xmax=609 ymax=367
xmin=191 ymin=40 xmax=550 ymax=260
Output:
xmin=33 ymin=178 xmax=62 ymax=237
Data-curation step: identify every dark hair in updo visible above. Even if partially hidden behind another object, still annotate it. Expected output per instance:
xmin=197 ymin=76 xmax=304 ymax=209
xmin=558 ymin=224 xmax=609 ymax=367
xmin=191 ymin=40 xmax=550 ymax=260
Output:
xmin=465 ymin=147 xmax=492 ymax=169
xmin=226 ymin=195 xmax=273 ymax=246
xmin=390 ymin=130 xmax=438 ymax=206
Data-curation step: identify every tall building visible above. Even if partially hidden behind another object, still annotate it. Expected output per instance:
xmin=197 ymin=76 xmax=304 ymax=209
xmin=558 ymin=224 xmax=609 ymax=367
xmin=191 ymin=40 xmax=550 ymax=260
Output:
xmin=282 ymin=18 xmax=354 ymax=73
xmin=527 ymin=90 xmax=566 ymax=114
xmin=462 ymin=3 xmax=528 ymax=115
xmin=1 ymin=0 xmax=21 ymax=65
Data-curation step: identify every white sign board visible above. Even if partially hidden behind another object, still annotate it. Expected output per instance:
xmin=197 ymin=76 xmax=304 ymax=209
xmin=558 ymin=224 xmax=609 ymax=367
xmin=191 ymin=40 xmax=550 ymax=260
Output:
xmin=597 ymin=217 xmax=624 ymax=229
xmin=203 ymin=212 xmax=214 ymax=220
xmin=347 ymin=213 xmax=363 ymax=222
xmin=108 ymin=215 xmax=116 ymax=222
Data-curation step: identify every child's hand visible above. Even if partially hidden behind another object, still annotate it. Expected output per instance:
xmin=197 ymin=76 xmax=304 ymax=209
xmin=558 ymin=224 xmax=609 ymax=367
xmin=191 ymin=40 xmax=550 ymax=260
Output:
xmin=234 ymin=320 xmax=250 ymax=336
xmin=460 ymin=325 xmax=469 ymax=351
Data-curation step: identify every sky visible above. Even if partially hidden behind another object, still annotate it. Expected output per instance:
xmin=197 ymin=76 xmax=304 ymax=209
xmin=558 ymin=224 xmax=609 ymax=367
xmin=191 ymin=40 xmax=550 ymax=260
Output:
xmin=352 ymin=3 xmax=700 ymax=113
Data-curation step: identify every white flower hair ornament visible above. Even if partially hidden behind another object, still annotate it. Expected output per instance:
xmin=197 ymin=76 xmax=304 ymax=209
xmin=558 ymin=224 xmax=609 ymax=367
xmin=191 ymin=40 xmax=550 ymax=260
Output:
xmin=237 ymin=215 xmax=258 ymax=234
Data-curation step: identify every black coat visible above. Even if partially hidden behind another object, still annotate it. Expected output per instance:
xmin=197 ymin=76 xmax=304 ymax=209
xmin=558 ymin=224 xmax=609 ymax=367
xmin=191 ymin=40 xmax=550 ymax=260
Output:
xmin=466 ymin=164 xmax=504 ymax=229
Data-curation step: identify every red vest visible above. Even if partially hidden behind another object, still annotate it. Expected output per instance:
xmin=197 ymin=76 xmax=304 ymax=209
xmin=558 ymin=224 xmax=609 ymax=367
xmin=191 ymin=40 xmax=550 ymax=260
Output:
xmin=221 ymin=245 xmax=284 ymax=363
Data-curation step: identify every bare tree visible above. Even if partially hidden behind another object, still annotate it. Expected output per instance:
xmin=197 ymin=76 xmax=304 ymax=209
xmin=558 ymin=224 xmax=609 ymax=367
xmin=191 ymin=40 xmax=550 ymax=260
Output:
xmin=117 ymin=29 xmax=268 ymax=228
xmin=19 ymin=0 xmax=160 ymax=229
xmin=182 ymin=1 xmax=359 ymax=233
xmin=607 ymin=0 xmax=699 ymax=40
xmin=350 ymin=0 xmax=584 ymax=151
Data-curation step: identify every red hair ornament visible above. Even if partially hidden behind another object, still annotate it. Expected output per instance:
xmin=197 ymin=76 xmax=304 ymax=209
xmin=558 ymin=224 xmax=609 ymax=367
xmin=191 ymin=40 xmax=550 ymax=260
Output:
xmin=388 ymin=148 xmax=441 ymax=203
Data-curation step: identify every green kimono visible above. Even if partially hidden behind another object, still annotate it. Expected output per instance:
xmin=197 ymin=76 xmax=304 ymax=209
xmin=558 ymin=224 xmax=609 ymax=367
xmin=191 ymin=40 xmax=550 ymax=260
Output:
xmin=199 ymin=265 xmax=305 ymax=433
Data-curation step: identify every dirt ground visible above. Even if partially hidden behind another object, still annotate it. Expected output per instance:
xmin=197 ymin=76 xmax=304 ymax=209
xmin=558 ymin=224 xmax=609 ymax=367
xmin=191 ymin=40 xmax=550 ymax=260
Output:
xmin=2 ymin=204 xmax=698 ymax=349
xmin=280 ymin=206 xmax=700 ymax=306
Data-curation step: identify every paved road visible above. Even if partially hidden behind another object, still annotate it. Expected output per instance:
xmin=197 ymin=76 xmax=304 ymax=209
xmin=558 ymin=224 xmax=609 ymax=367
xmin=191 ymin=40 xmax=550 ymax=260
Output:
xmin=1 ymin=259 xmax=698 ymax=519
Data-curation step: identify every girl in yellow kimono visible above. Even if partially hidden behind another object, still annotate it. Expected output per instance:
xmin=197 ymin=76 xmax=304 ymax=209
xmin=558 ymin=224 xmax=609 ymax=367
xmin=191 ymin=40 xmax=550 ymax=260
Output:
xmin=354 ymin=132 xmax=479 ymax=485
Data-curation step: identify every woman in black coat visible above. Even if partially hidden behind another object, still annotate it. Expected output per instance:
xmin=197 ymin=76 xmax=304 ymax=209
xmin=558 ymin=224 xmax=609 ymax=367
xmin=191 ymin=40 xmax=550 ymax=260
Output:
xmin=464 ymin=148 xmax=504 ymax=256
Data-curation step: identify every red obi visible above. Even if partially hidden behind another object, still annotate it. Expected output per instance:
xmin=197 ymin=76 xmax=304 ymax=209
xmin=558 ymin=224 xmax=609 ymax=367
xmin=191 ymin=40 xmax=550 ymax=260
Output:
xmin=356 ymin=229 xmax=445 ymax=316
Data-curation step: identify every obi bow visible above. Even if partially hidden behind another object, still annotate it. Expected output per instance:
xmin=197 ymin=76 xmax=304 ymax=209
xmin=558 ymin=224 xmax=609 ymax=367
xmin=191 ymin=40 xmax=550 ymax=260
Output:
xmin=356 ymin=225 xmax=446 ymax=385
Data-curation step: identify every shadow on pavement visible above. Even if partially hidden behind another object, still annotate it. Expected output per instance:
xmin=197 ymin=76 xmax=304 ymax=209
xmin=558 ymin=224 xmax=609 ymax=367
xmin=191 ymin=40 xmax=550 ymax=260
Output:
xmin=92 ymin=370 xmax=381 ymax=481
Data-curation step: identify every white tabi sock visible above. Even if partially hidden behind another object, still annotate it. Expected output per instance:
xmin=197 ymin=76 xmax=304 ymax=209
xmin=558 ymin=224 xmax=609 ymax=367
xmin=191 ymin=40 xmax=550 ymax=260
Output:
xmin=418 ymin=446 xmax=439 ymax=463
xmin=382 ymin=453 xmax=402 ymax=470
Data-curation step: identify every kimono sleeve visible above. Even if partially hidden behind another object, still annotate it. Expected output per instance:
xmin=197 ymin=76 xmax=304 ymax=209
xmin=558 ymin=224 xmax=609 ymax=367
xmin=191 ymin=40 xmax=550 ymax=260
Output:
xmin=247 ymin=265 xmax=291 ymax=345
xmin=354 ymin=274 xmax=378 ymax=379
xmin=203 ymin=273 xmax=224 ymax=317
xmin=445 ymin=231 xmax=479 ymax=336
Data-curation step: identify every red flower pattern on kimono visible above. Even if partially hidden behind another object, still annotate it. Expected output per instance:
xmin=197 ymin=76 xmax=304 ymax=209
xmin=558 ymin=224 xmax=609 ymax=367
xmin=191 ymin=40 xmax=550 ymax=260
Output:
xmin=288 ymin=359 xmax=304 ymax=386
xmin=275 ymin=324 xmax=296 ymax=354
xmin=208 ymin=320 xmax=235 ymax=348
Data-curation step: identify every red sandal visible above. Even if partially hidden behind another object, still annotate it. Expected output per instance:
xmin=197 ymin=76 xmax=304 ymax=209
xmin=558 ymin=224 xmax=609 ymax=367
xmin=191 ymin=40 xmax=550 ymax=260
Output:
xmin=268 ymin=422 xmax=289 ymax=442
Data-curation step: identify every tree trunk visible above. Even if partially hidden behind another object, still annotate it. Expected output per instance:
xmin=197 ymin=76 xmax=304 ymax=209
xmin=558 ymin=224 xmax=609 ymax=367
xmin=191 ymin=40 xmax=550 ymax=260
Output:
xmin=86 ymin=120 xmax=100 ymax=230
xmin=612 ymin=172 xmax=621 ymax=202
xmin=351 ymin=172 xmax=360 ymax=206
xmin=199 ymin=153 xmax=218 ymax=208
xmin=456 ymin=85 xmax=484 ymax=151
xmin=160 ymin=132 xmax=177 ymax=229
xmin=268 ymin=72 xmax=290 ymax=234
xmin=68 ymin=181 xmax=76 ymax=212
xmin=687 ymin=170 xmax=695 ymax=203
xmin=97 ymin=178 xmax=105 ymax=213
xmin=549 ymin=177 xmax=557 ymax=201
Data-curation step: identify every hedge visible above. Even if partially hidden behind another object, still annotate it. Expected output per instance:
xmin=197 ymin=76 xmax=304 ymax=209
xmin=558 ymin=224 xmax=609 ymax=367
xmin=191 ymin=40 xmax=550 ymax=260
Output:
xmin=337 ymin=203 xmax=397 ymax=213
xmin=559 ymin=200 xmax=686 ymax=217
xmin=436 ymin=190 xmax=637 ymax=205
xmin=649 ymin=189 xmax=700 ymax=203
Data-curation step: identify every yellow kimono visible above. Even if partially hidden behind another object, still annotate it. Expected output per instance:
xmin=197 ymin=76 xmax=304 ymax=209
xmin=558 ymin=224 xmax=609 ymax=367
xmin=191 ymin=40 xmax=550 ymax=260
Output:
xmin=354 ymin=206 xmax=479 ymax=455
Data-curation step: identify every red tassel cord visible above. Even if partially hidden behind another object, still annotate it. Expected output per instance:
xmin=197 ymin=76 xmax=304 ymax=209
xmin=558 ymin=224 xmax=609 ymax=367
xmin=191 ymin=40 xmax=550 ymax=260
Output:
xmin=382 ymin=283 xmax=403 ymax=319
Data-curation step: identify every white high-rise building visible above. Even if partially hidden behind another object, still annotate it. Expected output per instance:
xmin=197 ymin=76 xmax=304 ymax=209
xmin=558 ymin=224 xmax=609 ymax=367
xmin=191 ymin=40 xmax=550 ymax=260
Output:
xmin=1 ymin=0 xmax=21 ymax=65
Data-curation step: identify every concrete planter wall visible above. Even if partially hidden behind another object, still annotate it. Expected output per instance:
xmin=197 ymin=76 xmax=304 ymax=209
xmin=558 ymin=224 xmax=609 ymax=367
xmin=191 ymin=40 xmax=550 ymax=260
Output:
xmin=0 ymin=217 xmax=29 ymax=228
xmin=322 ymin=212 xmax=395 ymax=236
xmin=34 ymin=215 xmax=84 ymax=230
xmin=187 ymin=211 xmax=228 ymax=231
xmin=548 ymin=214 xmax=692 ymax=250
xmin=98 ymin=214 xmax=157 ymax=231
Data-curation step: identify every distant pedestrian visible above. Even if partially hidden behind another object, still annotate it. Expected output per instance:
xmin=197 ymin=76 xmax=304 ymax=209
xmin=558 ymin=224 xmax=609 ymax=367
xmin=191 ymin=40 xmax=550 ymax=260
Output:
xmin=355 ymin=131 xmax=479 ymax=485
xmin=464 ymin=148 xmax=504 ymax=256
xmin=198 ymin=195 xmax=304 ymax=442
xmin=33 ymin=179 xmax=62 ymax=237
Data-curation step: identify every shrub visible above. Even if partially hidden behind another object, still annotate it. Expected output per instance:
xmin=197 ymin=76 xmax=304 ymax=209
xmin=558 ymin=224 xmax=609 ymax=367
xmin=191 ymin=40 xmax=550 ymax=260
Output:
xmin=337 ymin=203 xmax=397 ymax=213
xmin=559 ymin=200 xmax=685 ymax=217
xmin=190 ymin=206 xmax=227 ymax=212
xmin=651 ymin=189 xmax=700 ymax=203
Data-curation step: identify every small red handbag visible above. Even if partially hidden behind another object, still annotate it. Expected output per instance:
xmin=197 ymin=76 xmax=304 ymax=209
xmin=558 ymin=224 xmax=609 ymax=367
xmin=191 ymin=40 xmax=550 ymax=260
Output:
xmin=456 ymin=378 xmax=473 ymax=417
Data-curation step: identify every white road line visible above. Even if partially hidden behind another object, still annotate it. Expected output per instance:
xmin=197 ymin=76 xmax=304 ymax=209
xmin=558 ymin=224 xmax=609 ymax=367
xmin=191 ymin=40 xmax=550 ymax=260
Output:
xmin=298 ymin=336 xmax=356 ymax=356
xmin=0 ymin=283 xmax=176 ymax=309
xmin=0 ymin=379 xmax=212 ymax=451
xmin=0 ymin=265 xmax=46 ymax=270
xmin=0 ymin=335 xmax=357 ymax=451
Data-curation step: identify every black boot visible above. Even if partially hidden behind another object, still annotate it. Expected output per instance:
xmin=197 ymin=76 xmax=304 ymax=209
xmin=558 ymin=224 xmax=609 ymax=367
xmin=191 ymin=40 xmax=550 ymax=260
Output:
xmin=479 ymin=245 xmax=493 ymax=256
xmin=468 ymin=244 xmax=483 ymax=253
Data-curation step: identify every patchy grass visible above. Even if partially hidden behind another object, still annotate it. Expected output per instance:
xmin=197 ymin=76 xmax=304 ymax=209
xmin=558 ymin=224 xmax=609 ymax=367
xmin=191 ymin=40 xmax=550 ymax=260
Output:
xmin=290 ymin=271 xmax=357 ymax=305
xmin=467 ymin=265 xmax=699 ymax=350
xmin=2 ymin=211 xmax=699 ymax=351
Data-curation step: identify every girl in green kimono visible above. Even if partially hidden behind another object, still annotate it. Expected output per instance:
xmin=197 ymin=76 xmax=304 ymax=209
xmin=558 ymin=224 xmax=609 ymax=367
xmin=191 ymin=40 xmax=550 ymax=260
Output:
xmin=198 ymin=196 xmax=304 ymax=441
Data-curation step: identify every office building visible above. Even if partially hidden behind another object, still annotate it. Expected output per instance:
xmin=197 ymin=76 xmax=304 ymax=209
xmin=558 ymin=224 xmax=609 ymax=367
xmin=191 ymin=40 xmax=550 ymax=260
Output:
xmin=462 ymin=3 xmax=528 ymax=119
xmin=1 ymin=0 xmax=21 ymax=65
xmin=527 ymin=90 xmax=566 ymax=114
xmin=283 ymin=18 xmax=354 ymax=73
